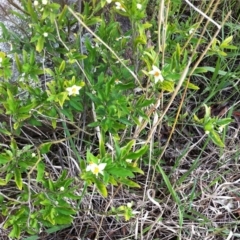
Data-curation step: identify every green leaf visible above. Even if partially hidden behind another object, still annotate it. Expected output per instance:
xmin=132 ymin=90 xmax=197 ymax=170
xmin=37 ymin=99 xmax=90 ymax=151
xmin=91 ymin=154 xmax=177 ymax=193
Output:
xmin=10 ymin=138 xmax=18 ymax=153
xmin=5 ymin=88 xmax=18 ymax=113
xmin=86 ymin=149 xmax=99 ymax=163
xmin=14 ymin=53 xmax=22 ymax=72
xmin=36 ymin=161 xmax=45 ymax=182
xmin=183 ymin=81 xmax=199 ymax=90
xmin=14 ymin=168 xmax=23 ymax=190
xmin=0 ymin=153 xmax=12 ymax=164
xmin=209 ymin=130 xmax=225 ymax=147
xmin=0 ymin=127 xmax=11 ymax=136
xmin=120 ymin=178 xmax=140 ymax=188
xmin=218 ymin=50 xmax=227 ymax=56
xmin=55 ymin=215 xmax=73 ymax=224
xmin=95 ymin=178 xmax=108 ymax=197
xmin=126 ymin=145 xmax=148 ymax=160
xmin=220 ymin=35 xmax=233 ymax=48
xmin=6 ymin=173 xmax=13 ymax=183
xmin=57 ymin=92 xmax=69 ymax=108
xmin=161 ymin=81 xmax=175 ymax=92
xmin=29 ymin=50 xmax=35 ymax=65
xmin=108 ymin=167 xmax=134 ymax=178
xmin=18 ymin=102 xmax=36 ymax=114
xmin=13 ymin=121 xmax=20 ymax=130
xmin=58 ymin=5 xmax=68 ymax=23
xmin=193 ymin=114 xmax=201 ymax=123
xmin=135 ymin=95 xmax=154 ymax=108
xmin=56 ymin=207 xmax=76 ymax=215
xmin=61 ymin=108 xmax=73 ymax=122
xmin=216 ymin=118 xmax=232 ymax=126
xmin=69 ymin=99 xmax=83 ymax=111
xmin=59 ymin=60 xmax=66 ymax=73
xmin=27 ymin=0 xmax=38 ymax=22
xmin=9 ymin=224 xmax=20 ymax=239
xmin=87 ymin=121 xmax=100 ymax=127
xmin=52 ymin=119 xmax=57 ymax=129
xmin=85 ymin=16 xmax=102 ymax=26
xmin=36 ymin=36 xmax=45 ymax=52
xmin=222 ymin=45 xmax=237 ymax=50
xmin=126 ymin=166 xmax=144 ymax=175
xmin=204 ymin=104 xmax=211 ymax=119
xmin=108 ymin=175 xmax=118 ymax=185
xmin=39 ymin=142 xmax=52 ymax=154
xmin=120 ymin=140 xmax=135 ymax=159
xmin=115 ymin=82 xmax=135 ymax=91
xmin=0 ymin=178 xmax=7 ymax=185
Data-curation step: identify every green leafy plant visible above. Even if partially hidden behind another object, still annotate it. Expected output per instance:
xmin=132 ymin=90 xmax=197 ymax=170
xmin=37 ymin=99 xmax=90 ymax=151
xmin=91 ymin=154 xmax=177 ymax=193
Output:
xmin=0 ymin=0 xmax=239 ymax=239
xmin=194 ymin=104 xmax=232 ymax=147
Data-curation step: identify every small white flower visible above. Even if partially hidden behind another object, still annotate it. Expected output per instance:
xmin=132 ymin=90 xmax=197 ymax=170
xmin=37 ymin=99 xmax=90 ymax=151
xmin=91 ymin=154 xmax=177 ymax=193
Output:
xmin=31 ymin=153 xmax=36 ymax=157
xmin=106 ymin=0 xmax=112 ymax=3
xmin=149 ymin=65 xmax=164 ymax=83
xmin=218 ymin=125 xmax=227 ymax=133
xmin=43 ymin=32 xmax=48 ymax=37
xmin=115 ymin=79 xmax=122 ymax=84
xmin=66 ymin=85 xmax=82 ymax=96
xmin=42 ymin=0 xmax=48 ymax=5
xmin=115 ymin=2 xmax=126 ymax=12
xmin=205 ymin=130 xmax=210 ymax=135
xmin=60 ymin=186 xmax=65 ymax=191
xmin=126 ymin=159 xmax=132 ymax=163
xmin=116 ymin=37 xmax=123 ymax=41
xmin=189 ymin=28 xmax=195 ymax=35
xmin=136 ymin=3 xmax=142 ymax=10
xmin=33 ymin=1 xmax=39 ymax=6
xmin=86 ymin=163 xmax=106 ymax=176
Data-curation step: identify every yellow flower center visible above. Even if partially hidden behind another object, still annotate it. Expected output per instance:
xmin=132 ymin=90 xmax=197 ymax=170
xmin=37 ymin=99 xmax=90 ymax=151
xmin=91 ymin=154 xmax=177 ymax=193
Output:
xmin=72 ymin=87 xmax=77 ymax=94
xmin=93 ymin=166 xmax=100 ymax=175
xmin=154 ymin=71 xmax=160 ymax=77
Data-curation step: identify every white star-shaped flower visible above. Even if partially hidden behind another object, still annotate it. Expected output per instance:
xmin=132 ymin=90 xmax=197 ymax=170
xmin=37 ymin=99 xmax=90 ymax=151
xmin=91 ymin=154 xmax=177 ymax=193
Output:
xmin=149 ymin=65 xmax=164 ymax=83
xmin=136 ymin=3 xmax=142 ymax=10
xmin=86 ymin=163 xmax=106 ymax=176
xmin=66 ymin=85 xmax=82 ymax=96
xmin=115 ymin=2 xmax=126 ymax=12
